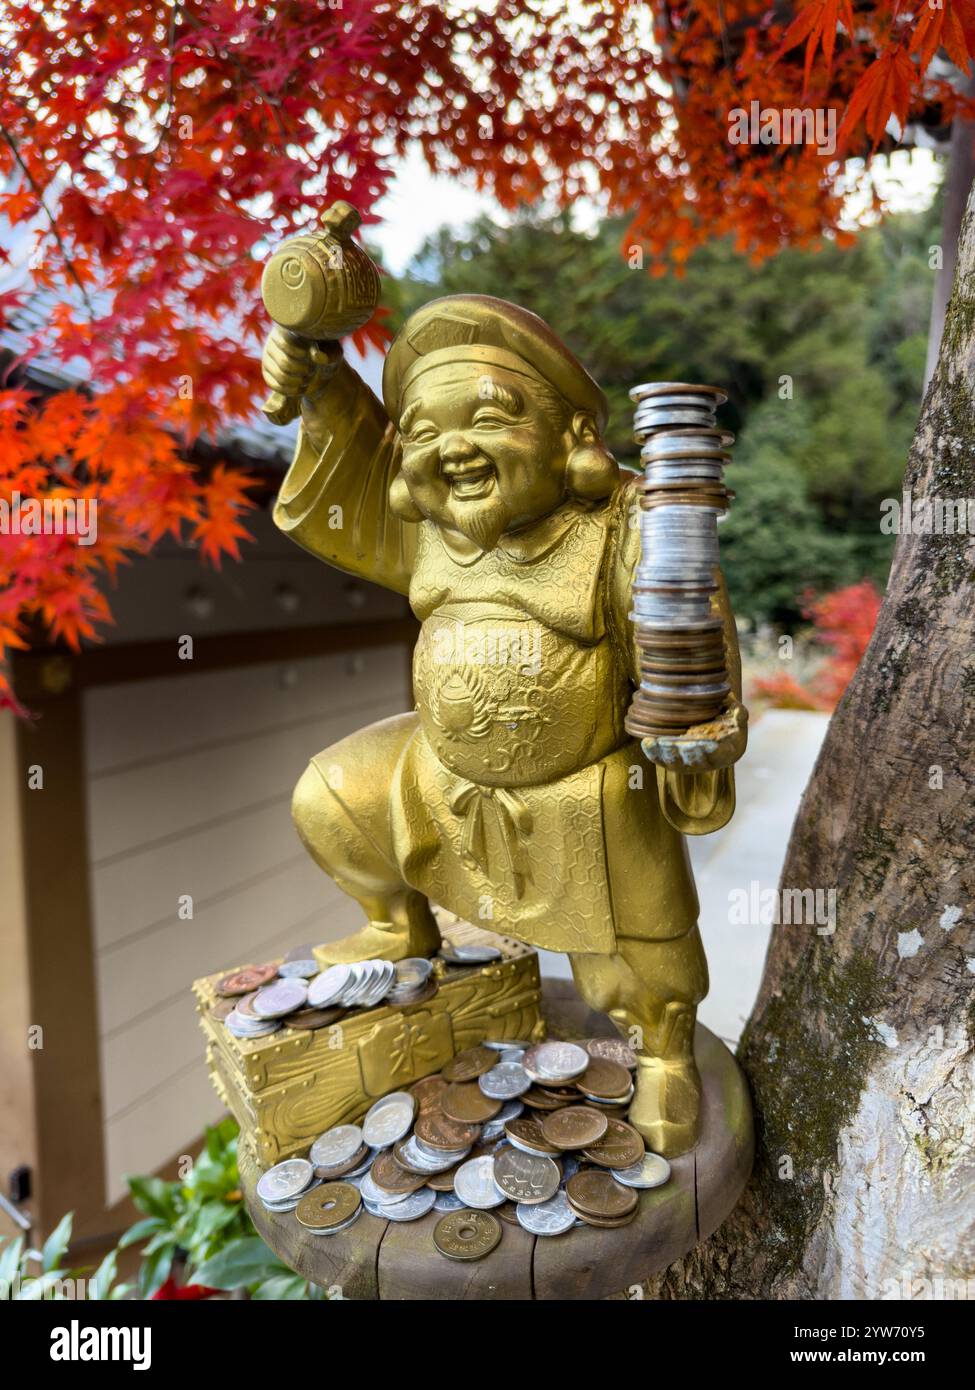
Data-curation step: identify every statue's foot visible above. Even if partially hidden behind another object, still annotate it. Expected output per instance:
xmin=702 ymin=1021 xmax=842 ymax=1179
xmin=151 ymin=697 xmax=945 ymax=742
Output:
xmin=314 ymin=893 xmax=442 ymax=968
xmin=314 ymin=922 xmax=419 ymax=967
xmin=628 ymin=1054 xmax=702 ymax=1158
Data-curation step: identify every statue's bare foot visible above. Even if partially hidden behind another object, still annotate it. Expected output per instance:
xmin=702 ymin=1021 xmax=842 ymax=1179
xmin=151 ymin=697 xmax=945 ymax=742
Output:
xmin=628 ymin=1055 xmax=702 ymax=1158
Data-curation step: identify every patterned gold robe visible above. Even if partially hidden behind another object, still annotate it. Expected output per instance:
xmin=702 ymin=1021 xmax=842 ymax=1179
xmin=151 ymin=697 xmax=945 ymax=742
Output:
xmin=273 ymin=362 xmax=740 ymax=953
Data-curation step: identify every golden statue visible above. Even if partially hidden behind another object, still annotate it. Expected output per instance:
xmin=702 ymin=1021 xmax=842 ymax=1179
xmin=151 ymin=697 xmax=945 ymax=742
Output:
xmin=260 ymin=206 xmax=747 ymax=1158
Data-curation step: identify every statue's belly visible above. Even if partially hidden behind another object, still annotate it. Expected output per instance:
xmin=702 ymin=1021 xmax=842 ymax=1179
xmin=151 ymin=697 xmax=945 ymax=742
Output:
xmin=412 ymin=606 xmax=627 ymax=787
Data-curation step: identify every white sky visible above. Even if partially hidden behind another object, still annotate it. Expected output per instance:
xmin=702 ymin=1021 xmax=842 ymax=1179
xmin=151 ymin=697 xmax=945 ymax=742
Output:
xmin=370 ymin=145 xmax=944 ymax=276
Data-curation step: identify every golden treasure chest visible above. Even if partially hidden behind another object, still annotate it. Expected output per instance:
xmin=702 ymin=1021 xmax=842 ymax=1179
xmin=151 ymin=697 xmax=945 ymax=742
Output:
xmin=193 ymin=921 xmax=543 ymax=1167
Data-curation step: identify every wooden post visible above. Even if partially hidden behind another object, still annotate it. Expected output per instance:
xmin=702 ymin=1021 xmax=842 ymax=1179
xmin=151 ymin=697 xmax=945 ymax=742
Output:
xmin=12 ymin=664 xmax=108 ymax=1238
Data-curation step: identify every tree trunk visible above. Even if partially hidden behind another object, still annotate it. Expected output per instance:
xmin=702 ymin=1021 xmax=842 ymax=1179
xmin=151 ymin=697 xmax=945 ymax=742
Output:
xmin=926 ymin=74 xmax=975 ymax=388
xmin=650 ymin=182 xmax=975 ymax=1301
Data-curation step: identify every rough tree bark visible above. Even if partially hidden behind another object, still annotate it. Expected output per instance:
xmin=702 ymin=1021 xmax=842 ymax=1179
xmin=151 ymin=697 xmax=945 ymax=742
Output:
xmin=925 ymin=73 xmax=975 ymax=389
xmin=650 ymin=182 xmax=975 ymax=1301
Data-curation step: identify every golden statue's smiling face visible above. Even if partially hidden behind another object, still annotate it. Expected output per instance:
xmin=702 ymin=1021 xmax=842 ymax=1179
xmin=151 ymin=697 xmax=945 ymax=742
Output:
xmin=398 ymin=363 xmax=571 ymax=549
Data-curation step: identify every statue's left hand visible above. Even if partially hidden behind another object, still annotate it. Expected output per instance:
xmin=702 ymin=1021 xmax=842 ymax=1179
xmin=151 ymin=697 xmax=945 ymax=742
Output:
xmin=640 ymin=698 xmax=747 ymax=772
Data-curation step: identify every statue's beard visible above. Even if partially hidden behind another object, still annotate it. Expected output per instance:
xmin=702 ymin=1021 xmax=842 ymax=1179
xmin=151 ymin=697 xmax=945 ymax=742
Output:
xmin=442 ymin=492 xmax=511 ymax=552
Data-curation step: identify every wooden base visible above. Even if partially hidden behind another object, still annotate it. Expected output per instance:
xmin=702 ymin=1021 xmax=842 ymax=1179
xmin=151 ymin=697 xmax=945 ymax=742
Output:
xmin=238 ymin=987 xmax=753 ymax=1300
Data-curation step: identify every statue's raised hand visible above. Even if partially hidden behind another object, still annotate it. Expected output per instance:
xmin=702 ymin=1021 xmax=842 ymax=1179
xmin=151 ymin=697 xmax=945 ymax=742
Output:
xmin=261 ymin=327 xmax=340 ymax=425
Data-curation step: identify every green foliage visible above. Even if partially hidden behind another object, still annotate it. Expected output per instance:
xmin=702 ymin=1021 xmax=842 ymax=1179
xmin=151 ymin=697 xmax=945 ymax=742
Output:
xmin=121 ymin=1116 xmax=324 ymax=1300
xmin=0 ymin=1212 xmax=132 ymax=1300
xmin=391 ymin=198 xmax=941 ymax=625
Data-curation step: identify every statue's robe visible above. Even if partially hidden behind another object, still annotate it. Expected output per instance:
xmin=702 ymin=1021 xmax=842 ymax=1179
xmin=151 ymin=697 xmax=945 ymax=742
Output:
xmin=273 ymin=361 xmax=740 ymax=954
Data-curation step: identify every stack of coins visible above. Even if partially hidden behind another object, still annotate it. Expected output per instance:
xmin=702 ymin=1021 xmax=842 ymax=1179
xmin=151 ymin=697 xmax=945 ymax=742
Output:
xmin=625 ymin=382 xmax=736 ymax=739
xmin=386 ymin=957 xmax=437 ymax=1006
xmin=255 ymin=1033 xmax=672 ymax=1259
xmin=213 ymin=952 xmax=442 ymax=1039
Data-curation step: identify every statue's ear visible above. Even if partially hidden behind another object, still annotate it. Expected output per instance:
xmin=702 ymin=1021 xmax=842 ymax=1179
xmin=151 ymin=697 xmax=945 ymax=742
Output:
xmin=388 ymin=471 xmax=425 ymax=522
xmin=565 ymin=412 xmax=620 ymax=501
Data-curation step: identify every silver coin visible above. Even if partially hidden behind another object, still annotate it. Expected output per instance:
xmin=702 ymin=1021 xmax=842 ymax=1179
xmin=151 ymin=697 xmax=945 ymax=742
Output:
xmin=612 ymin=1153 xmax=672 ymax=1188
xmin=252 ymin=979 xmax=308 ymax=1018
xmin=629 ymin=381 xmax=727 ymax=406
xmin=481 ymin=1100 xmax=524 ymax=1141
xmin=309 ymin=1123 xmax=363 ymax=1168
xmin=523 ymin=1041 xmax=589 ymax=1082
xmin=397 ymin=1135 xmax=471 ymax=1173
xmin=305 ymin=1206 xmax=363 ymax=1237
xmin=516 ymin=1189 xmax=576 ymax=1235
xmin=359 ymin=1170 xmax=411 ymax=1206
xmin=225 ymin=1012 xmax=280 ymax=1038
xmin=362 ymin=1092 xmax=415 ymax=1148
xmin=260 ymin=1194 xmax=304 ymax=1212
xmin=278 ymin=958 xmax=319 ymax=978
xmin=256 ymin=1157 xmax=314 ymax=1204
xmin=493 ymin=1147 xmax=560 ymax=1205
xmin=448 ymin=943 xmax=502 ymax=963
xmin=479 ymin=1062 xmax=531 ymax=1100
xmin=411 ymin=1134 xmax=471 ymax=1165
xmin=579 ymin=1086 xmax=635 ymax=1106
xmin=357 ymin=959 xmax=396 ymax=1007
xmin=395 ymin=957 xmax=433 ymax=988
xmin=370 ymin=1187 xmax=437 ymax=1222
xmin=337 ymin=962 xmax=372 ymax=1005
xmin=307 ymin=963 xmax=352 ymax=1008
xmin=484 ymin=1039 xmax=532 ymax=1051
xmin=498 ymin=1048 xmax=526 ymax=1066
xmin=433 ymin=1190 xmax=466 ymax=1212
xmin=261 ymin=1179 xmax=319 ymax=1212
xmin=453 ymin=1155 xmax=506 ymax=1209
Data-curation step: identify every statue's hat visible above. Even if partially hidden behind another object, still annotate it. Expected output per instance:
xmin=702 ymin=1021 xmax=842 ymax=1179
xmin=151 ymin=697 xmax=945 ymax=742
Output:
xmin=383 ymin=294 xmax=608 ymax=431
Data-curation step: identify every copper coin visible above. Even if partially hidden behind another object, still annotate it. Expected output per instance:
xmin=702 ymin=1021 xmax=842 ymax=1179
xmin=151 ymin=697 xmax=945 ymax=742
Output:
xmin=565 ymin=1170 xmax=638 ymax=1220
xmin=285 ymin=1005 xmax=346 ymax=1030
xmin=234 ymin=991 xmax=261 ymax=1020
xmin=441 ymin=1082 xmax=502 ymax=1124
xmin=216 ymin=963 xmax=279 ymax=997
xmin=540 ymin=1106 xmax=609 ymax=1151
xmin=520 ymin=1087 xmax=571 ymax=1112
xmin=295 ymin=1181 xmax=361 ymax=1231
xmin=504 ymin=1116 xmax=561 ymax=1156
xmin=581 ymin=1117 xmax=645 ymax=1169
xmin=538 ymin=1084 xmax=583 ymax=1102
xmin=496 ymin=1200 xmax=521 ymax=1225
xmin=442 ymin=1046 xmax=497 ymax=1082
xmin=370 ymin=1149 xmax=429 ymax=1197
xmin=568 ymin=1201 xmax=639 ymax=1229
xmin=313 ymin=1142 xmax=370 ymax=1180
xmin=414 ymin=1108 xmax=483 ymax=1151
xmin=426 ymin=1167 xmax=458 ymax=1192
xmin=576 ymin=1056 xmax=633 ymax=1100
xmin=411 ymin=1075 xmax=448 ymax=1111
xmin=434 ymin=1209 xmax=502 ymax=1261
xmin=209 ymin=998 xmax=236 ymax=1021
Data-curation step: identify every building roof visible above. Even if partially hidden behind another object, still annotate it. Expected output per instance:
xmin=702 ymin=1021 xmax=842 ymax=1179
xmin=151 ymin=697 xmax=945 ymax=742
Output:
xmin=0 ymin=190 xmax=385 ymax=466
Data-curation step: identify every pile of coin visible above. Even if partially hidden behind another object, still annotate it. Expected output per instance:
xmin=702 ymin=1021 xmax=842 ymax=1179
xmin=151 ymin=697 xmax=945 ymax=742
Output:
xmin=625 ymin=381 xmax=736 ymax=739
xmin=254 ymin=1034 xmax=672 ymax=1260
xmin=214 ymin=950 xmax=438 ymax=1039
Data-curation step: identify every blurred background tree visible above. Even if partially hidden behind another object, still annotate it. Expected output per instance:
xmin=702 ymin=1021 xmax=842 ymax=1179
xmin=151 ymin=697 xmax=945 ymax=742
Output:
xmin=391 ymin=197 xmax=939 ymax=630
